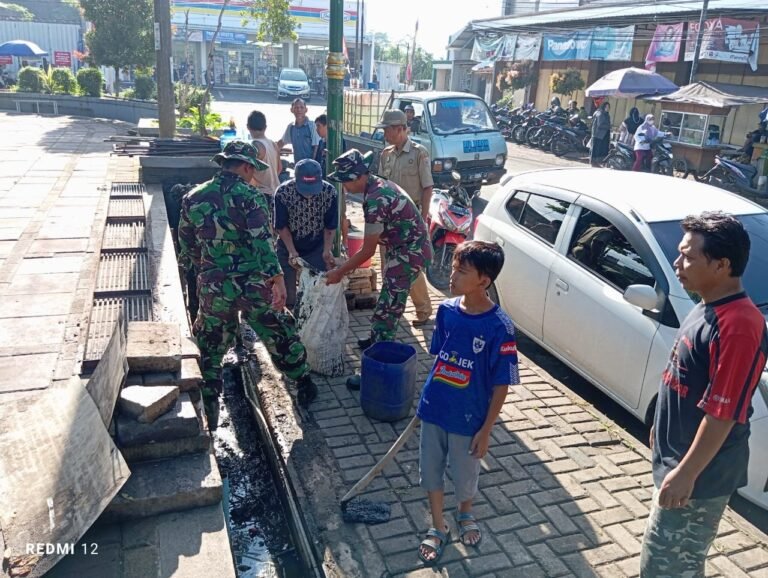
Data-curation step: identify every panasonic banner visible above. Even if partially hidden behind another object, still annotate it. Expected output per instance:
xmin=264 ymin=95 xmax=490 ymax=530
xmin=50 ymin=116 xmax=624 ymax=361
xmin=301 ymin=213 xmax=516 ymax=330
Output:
xmin=542 ymin=26 xmax=634 ymax=61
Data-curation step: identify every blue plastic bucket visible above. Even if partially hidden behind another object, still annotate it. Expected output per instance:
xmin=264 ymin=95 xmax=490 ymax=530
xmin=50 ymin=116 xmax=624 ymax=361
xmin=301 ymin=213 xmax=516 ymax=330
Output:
xmin=360 ymin=341 xmax=418 ymax=422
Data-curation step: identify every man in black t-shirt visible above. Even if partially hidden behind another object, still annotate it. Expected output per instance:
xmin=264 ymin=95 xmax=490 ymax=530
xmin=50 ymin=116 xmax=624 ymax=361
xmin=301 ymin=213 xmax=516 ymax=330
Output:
xmin=641 ymin=212 xmax=768 ymax=577
xmin=273 ymin=159 xmax=338 ymax=311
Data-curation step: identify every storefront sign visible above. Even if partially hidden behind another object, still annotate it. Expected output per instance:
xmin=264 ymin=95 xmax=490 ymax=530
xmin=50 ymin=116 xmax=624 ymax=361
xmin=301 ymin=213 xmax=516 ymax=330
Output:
xmin=685 ymin=17 xmax=760 ymax=71
xmin=589 ymin=25 xmax=634 ymax=61
xmin=542 ymin=31 xmax=592 ymax=61
xmin=54 ymin=51 xmax=72 ymax=67
xmin=0 ymin=55 xmax=12 ymax=65
xmin=203 ymin=30 xmax=248 ymax=44
xmin=646 ymin=23 xmax=684 ymax=67
xmin=172 ymin=0 xmax=359 ymax=39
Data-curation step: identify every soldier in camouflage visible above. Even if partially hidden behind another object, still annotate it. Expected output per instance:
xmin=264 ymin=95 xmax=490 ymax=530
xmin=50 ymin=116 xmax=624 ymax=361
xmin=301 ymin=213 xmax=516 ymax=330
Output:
xmin=178 ymin=140 xmax=318 ymax=429
xmin=326 ymin=149 xmax=432 ymax=389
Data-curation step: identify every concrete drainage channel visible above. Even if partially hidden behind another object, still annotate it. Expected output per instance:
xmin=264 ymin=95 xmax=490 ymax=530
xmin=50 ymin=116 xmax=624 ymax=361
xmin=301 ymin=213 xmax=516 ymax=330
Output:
xmin=214 ymin=362 xmax=312 ymax=577
xmin=161 ymin=182 xmax=319 ymax=578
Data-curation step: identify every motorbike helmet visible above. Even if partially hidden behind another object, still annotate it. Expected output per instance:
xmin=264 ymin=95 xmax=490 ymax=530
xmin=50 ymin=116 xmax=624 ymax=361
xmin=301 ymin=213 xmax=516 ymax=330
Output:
xmin=550 ymin=97 xmax=561 ymax=108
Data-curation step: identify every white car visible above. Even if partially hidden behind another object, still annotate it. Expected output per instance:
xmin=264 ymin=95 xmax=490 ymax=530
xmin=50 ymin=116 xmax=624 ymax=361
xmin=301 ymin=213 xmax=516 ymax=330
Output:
xmin=276 ymin=68 xmax=311 ymax=101
xmin=475 ymin=168 xmax=768 ymax=510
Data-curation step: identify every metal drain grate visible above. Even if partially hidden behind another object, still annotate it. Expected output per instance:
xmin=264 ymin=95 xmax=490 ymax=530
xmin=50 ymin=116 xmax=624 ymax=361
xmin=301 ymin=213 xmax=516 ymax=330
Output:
xmin=110 ymin=182 xmax=146 ymax=198
xmin=102 ymin=222 xmax=146 ymax=252
xmin=107 ymin=198 xmax=145 ymax=222
xmin=83 ymin=295 xmax=153 ymax=371
xmin=96 ymin=252 xmax=150 ymax=294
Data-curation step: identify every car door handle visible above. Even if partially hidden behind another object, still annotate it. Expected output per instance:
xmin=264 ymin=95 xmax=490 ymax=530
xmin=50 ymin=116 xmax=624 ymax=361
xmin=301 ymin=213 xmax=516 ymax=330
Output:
xmin=495 ymin=236 xmax=505 ymax=246
xmin=555 ymin=279 xmax=569 ymax=292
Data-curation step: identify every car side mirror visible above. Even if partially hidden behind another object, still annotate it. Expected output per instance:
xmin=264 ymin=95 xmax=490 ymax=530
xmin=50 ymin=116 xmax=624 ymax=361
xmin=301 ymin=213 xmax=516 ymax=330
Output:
xmin=623 ymin=284 xmax=659 ymax=311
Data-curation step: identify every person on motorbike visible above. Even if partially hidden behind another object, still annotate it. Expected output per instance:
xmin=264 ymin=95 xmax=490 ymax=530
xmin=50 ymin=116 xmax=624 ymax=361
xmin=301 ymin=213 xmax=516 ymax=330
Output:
xmin=619 ymin=107 xmax=643 ymax=146
xmin=550 ymin=97 xmax=565 ymax=116
xmin=633 ymin=114 xmax=665 ymax=172
xmin=567 ymin=100 xmax=579 ymax=117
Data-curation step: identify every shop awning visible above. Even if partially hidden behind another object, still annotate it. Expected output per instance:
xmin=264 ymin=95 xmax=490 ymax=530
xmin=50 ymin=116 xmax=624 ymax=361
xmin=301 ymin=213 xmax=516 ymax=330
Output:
xmin=644 ymin=81 xmax=768 ymax=107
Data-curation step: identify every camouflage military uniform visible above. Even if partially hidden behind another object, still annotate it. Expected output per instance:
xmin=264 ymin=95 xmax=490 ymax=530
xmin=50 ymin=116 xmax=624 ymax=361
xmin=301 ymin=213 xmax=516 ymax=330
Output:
xmin=362 ymin=175 xmax=432 ymax=342
xmin=640 ymin=489 xmax=729 ymax=577
xmin=178 ymin=143 xmax=312 ymax=421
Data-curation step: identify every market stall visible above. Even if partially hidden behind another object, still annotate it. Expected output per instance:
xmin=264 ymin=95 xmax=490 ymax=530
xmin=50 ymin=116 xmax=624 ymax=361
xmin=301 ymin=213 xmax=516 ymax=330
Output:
xmin=644 ymin=82 xmax=768 ymax=179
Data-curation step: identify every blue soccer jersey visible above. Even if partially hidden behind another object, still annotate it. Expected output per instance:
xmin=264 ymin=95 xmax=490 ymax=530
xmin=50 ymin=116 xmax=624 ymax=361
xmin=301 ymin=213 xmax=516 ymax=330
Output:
xmin=417 ymin=297 xmax=520 ymax=437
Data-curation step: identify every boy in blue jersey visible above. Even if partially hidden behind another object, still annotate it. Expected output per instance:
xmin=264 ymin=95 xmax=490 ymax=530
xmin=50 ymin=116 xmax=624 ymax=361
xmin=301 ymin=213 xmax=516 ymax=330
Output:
xmin=416 ymin=241 xmax=519 ymax=564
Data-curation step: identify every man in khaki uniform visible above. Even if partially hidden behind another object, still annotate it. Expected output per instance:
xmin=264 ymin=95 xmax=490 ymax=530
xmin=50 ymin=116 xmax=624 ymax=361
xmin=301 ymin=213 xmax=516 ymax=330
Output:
xmin=377 ymin=109 xmax=433 ymax=325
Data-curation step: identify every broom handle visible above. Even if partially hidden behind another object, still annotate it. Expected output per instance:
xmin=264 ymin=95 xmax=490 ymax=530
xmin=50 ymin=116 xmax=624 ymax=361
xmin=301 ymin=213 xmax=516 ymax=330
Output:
xmin=341 ymin=415 xmax=421 ymax=504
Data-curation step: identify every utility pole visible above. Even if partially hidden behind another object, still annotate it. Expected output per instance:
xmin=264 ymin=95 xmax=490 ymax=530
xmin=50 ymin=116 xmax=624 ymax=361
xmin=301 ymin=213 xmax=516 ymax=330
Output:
xmin=327 ymin=0 xmax=345 ymax=255
xmin=154 ymin=0 xmax=176 ymax=138
xmin=689 ymin=0 xmax=709 ymax=84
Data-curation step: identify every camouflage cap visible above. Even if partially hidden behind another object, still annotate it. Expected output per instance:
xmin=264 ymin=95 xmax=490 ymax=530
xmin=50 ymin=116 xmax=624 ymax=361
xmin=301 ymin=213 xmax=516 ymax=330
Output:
xmin=327 ymin=149 xmax=374 ymax=183
xmin=212 ymin=140 xmax=269 ymax=171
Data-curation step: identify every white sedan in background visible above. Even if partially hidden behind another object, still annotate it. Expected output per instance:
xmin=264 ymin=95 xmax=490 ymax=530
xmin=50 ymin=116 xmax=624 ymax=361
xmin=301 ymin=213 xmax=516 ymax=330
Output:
xmin=474 ymin=168 xmax=768 ymax=510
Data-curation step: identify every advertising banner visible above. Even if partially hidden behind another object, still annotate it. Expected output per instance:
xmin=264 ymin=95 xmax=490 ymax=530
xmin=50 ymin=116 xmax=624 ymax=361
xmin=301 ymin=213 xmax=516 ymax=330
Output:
xmin=590 ymin=25 xmax=634 ymax=61
xmin=53 ymin=51 xmax=72 ymax=67
xmin=203 ymin=30 xmax=247 ymax=44
xmin=645 ymin=23 xmax=684 ymax=67
xmin=0 ymin=55 xmax=12 ymax=65
xmin=542 ymin=31 xmax=592 ymax=61
xmin=471 ymin=35 xmax=515 ymax=63
xmin=515 ymin=35 xmax=542 ymax=61
xmin=685 ymin=17 xmax=760 ymax=71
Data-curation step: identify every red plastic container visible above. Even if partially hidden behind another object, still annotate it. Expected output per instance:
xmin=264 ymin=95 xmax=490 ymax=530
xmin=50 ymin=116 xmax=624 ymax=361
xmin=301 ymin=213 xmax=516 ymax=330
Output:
xmin=347 ymin=230 xmax=372 ymax=268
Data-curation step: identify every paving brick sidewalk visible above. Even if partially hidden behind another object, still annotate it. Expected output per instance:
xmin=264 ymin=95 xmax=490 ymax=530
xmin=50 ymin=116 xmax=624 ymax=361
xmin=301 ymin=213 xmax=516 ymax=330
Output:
xmin=297 ymin=289 xmax=768 ymax=577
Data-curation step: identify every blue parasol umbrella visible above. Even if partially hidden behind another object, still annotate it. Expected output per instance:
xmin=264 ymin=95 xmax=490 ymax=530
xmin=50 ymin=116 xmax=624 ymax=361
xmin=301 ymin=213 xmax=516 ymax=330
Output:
xmin=0 ymin=40 xmax=48 ymax=57
xmin=585 ymin=67 xmax=678 ymax=98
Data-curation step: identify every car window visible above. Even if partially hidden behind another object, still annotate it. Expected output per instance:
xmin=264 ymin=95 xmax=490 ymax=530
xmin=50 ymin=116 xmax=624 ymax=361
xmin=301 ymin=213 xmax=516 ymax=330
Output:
xmin=505 ymin=192 xmax=528 ymax=222
xmin=518 ymin=193 xmax=569 ymax=245
xmin=568 ymin=209 xmax=655 ymax=291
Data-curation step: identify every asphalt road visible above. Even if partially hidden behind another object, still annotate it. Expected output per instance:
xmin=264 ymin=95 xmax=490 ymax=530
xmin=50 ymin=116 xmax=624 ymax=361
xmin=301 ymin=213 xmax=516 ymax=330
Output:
xmin=212 ymin=90 xmax=768 ymax=531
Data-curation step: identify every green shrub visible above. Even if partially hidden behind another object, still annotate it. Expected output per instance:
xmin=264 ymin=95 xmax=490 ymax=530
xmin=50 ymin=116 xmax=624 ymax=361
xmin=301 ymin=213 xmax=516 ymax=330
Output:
xmin=550 ymin=68 xmax=585 ymax=97
xmin=175 ymin=82 xmax=208 ymax=116
xmin=77 ymin=67 xmax=103 ymax=97
xmin=17 ymin=67 xmax=46 ymax=93
xmin=134 ymin=74 xmax=155 ymax=100
xmin=50 ymin=67 xmax=77 ymax=94
xmin=121 ymin=88 xmax=136 ymax=99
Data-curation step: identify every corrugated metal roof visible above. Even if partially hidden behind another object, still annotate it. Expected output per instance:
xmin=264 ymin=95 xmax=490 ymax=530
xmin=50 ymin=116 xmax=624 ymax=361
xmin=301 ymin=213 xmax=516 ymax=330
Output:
xmin=471 ymin=0 xmax=764 ymax=32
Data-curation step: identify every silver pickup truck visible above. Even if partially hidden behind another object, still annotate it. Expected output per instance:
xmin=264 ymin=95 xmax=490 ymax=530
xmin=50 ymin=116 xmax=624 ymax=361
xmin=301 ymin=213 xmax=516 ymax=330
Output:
xmin=344 ymin=91 xmax=507 ymax=194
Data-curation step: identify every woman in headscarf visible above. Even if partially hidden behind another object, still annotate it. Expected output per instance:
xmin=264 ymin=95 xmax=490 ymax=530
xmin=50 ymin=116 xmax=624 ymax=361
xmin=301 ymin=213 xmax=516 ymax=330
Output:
xmin=590 ymin=101 xmax=611 ymax=167
xmin=618 ymin=107 xmax=642 ymax=146
xmin=633 ymin=113 xmax=660 ymax=171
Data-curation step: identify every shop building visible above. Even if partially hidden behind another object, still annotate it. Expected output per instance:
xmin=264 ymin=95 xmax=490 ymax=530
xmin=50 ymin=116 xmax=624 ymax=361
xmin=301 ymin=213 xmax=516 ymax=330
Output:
xmin=445 ymin=0 xmax=767 ymax=146
xmin=171 ymin=0 xmax=373 ymax=89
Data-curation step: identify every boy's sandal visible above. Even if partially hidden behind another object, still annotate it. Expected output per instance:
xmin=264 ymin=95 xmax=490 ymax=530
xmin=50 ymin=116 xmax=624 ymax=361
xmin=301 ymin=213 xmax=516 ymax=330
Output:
xmin=418 ymin=526 xmax=450 ymax=565
xmin=456 ymin=512 xmax=482 ymax=547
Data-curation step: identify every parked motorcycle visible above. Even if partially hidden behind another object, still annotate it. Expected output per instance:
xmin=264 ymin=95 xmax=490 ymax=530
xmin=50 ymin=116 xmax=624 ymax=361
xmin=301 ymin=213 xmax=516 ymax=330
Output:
xmin=649 ymin=136 xmax=673 ymax=175
xmin=603 ymin=140 xmax=634 ymax=171
xmin=425 ymin=171 xmax=473 ymax=290
xmin=701 ymin=155 xmax=766 ymax=196
xmin=550 ymin=115 xmax=590 ymax=157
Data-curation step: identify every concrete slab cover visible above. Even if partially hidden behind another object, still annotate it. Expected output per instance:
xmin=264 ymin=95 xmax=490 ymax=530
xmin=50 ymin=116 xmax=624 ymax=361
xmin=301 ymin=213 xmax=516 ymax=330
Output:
xmin=86 ymin=313 xmax=129 ymax=427
xmin=0 ymin=380 xmax=130 ymax=578
xmin=119 ymin=385 xmax=180 ymax=424
xmin=126 ymin=322 xmax=182 ymax=373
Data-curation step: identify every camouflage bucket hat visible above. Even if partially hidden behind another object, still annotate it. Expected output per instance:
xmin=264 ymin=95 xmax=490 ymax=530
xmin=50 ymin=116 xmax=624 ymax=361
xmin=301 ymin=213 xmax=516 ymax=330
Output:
xmin=212 ymin=140 xmax=269 ymax=171
xmin=327 ymin=149 xmax=374 ymax=182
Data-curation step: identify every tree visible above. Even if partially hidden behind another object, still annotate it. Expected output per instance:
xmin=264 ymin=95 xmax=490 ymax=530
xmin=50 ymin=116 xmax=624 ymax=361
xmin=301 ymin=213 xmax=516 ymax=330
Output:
xmin=77 ymin=0 xmax=155 ymax=96
xmin=0 ymin=2 xmax=33 ymax=20
xmin=496 ymin=60 xmax=536 ymax=92
xmin=550 ymin=68 xmax=585 ymax=97
xmin=376 ymin=40 xmax=434 ymax=83
xmin=245 ymin=0 xmax=298 ymax=42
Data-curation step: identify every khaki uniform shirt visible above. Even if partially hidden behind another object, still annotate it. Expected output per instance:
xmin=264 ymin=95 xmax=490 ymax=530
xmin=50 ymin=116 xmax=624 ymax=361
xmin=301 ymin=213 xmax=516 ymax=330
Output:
xmin=378 ymin=138 xmax=433 ymax=206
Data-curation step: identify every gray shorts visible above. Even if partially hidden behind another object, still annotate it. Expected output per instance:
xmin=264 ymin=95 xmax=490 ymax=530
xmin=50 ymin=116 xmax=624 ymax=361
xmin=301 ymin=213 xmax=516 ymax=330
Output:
xmin=419 ymin=420 xmax=481 ymax=503
xmin=640 ymin=487 xmax=730 ymax=578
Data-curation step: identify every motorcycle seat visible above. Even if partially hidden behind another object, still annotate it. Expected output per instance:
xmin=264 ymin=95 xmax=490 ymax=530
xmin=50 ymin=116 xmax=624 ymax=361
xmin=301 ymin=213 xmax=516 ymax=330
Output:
xmin=615 ymin=142 xmax=633 ymax=152
xmin=721 ymin=158 xmax=757 ymax=177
